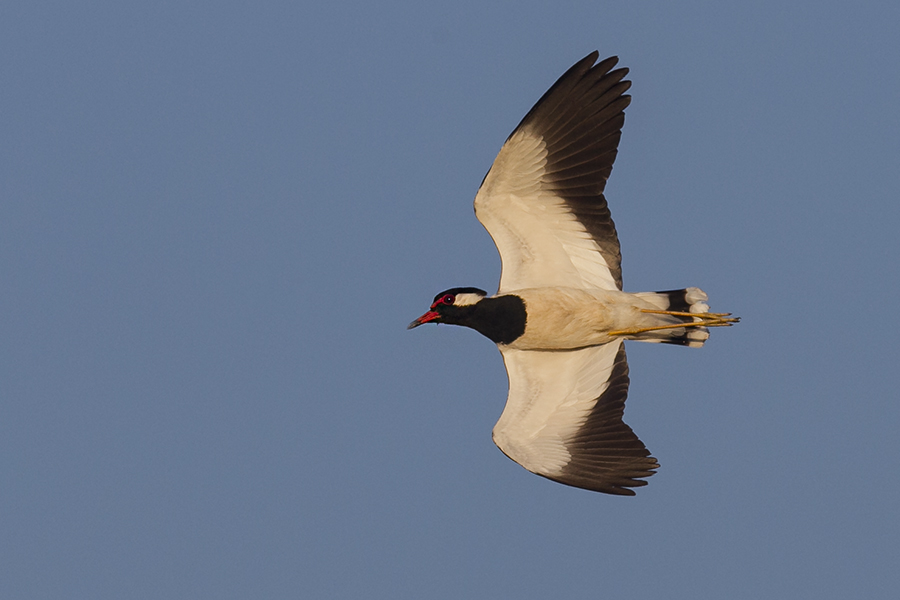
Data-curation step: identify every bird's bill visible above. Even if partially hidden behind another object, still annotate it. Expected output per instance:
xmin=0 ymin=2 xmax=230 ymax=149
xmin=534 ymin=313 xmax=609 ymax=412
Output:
xmin=407 ymin=310 xmax=441 ymax=329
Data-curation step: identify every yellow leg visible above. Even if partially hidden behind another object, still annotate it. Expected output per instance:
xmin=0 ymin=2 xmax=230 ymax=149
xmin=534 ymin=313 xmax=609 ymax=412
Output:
xmin=641 ymin=309 xmax=737 ymax=320
xmin=608 ymin=311 xmax=740 ymax=337
xmin=609 ymin=322 xmax=706 ymax=336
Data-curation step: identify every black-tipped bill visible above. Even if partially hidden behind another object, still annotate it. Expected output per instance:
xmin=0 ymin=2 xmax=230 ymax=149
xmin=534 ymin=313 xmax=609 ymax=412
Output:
xmin=407 ymin=310 xmax=441 ymax=329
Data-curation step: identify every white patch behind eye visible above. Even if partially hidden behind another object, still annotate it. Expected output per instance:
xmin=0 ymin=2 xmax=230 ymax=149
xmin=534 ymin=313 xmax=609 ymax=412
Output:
xmin=453 ymin=293 xmax=484 ymax=306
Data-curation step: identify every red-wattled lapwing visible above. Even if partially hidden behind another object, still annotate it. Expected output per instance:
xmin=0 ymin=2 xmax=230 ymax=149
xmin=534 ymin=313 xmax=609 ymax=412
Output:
xmin=409 ymin=52 xmax=738 ymax=495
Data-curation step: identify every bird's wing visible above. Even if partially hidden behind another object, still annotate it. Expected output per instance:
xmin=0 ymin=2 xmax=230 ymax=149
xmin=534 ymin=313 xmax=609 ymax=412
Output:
xmin=493 ymin=340 xmax=658 ymax=495
xmin=474 ymin=52 xmax=630 ymax=293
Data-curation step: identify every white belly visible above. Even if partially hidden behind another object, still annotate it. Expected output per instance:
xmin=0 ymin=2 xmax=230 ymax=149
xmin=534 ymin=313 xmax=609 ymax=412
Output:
xmin=503 ymin=287 xmax=661 ymax=350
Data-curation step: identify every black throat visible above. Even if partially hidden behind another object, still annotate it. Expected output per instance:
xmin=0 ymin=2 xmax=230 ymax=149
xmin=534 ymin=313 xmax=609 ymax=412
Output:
xmin=441 ymin=294 xmax=526 ymax=345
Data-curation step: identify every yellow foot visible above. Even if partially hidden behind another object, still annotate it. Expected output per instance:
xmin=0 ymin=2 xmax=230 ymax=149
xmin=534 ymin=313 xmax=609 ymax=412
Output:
xmin=640 ymin=308 xmax=731 ymax=318
xmin=608 ymin=311 xmax=740 ymax=337
xmin=641 ymin=309 xmax=740 ymax=327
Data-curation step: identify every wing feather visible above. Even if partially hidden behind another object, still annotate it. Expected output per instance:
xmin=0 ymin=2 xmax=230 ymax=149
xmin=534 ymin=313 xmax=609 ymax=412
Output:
xmin=475 ymin=53 xmax=630 ymax=292
xmin=493 ymin=340 xmax=658 ymax=495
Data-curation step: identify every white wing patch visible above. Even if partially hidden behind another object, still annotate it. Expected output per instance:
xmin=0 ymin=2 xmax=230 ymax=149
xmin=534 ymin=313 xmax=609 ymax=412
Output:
xmin=492 ymin=341 xmax=622 ymax=476
xmin=475 ymin=129 xmax=618 ymax=292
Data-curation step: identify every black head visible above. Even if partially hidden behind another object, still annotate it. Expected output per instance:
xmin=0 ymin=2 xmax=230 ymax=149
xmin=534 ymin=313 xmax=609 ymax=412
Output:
xmin=408 ymin=287 xmax=526 ymax=345
xmin=407 ymin=287 xmax=488 ymax=329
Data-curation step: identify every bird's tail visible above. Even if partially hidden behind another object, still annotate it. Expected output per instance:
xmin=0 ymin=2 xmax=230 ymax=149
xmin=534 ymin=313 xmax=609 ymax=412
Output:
xmin=630 ymin=287 xmax=714 ymax=348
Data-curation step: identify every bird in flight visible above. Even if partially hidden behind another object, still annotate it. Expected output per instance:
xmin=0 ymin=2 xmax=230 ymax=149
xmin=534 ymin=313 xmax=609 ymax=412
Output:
xmin=409 ymin=52 xmax=738 ymax=495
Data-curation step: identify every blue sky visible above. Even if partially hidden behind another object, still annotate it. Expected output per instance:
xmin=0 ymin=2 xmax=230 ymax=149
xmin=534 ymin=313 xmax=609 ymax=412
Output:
xmin=2 ymin=1 xmax=899 ymax=598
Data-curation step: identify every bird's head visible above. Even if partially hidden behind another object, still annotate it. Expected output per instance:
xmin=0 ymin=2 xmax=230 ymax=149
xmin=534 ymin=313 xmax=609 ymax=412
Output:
xmin=407 ymin=287 xmax=488 ymax=329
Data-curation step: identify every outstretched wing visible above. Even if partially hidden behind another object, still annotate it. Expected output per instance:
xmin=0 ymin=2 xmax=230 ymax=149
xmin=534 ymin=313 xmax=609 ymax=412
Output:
xmin=474 ymin=52 xmax=630 ymax=293
xmin=493 ymin=340 xmax=658 ymax=495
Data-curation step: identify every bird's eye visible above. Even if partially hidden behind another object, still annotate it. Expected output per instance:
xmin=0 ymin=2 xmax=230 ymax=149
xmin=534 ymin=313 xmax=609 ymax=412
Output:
xmin=443 ymin=294 xmax=455 ymax=305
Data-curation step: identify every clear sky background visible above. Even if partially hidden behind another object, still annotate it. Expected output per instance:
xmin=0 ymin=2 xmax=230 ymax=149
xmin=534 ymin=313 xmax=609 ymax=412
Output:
xmin=3 ymin=1 xmax=899 ymax=598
